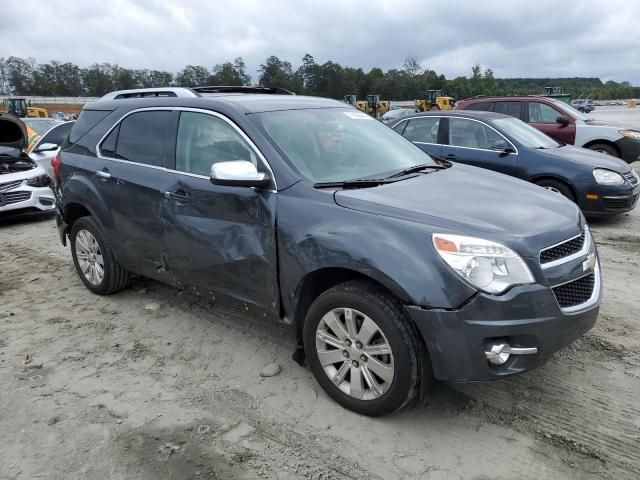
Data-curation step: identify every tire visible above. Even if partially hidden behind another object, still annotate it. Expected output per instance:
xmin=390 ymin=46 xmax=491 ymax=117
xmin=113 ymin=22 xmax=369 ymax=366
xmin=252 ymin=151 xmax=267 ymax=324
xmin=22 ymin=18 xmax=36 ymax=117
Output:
xmin=587 ymin=143 xmax=619 ymax=158
xmin=303 ymin=280 xmax=424 ymax=416
xmin=578 ymin=107 xmax=585 ymax=113
xmin=70 ymin=216 xmax=130 ymax=295
xmin=535 ymin=179 xmax=575 ymax=202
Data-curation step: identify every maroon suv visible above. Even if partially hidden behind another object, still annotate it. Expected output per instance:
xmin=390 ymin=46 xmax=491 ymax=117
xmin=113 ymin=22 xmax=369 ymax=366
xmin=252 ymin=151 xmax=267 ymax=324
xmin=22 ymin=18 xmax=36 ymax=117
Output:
xmin=455 ymin=96 xmax=640 ymax=164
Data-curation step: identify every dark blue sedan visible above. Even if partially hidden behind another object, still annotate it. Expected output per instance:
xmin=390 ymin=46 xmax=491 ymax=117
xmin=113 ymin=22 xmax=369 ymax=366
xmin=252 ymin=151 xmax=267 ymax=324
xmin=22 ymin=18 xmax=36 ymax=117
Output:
xmin=388 ymin=111 xmax=639 ymax=216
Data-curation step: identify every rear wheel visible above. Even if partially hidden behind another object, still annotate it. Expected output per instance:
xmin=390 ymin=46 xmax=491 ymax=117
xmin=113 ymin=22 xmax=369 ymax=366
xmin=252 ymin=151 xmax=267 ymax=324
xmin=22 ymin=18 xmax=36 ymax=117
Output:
xmin=70 ymin=216 xmax=130 ymax=295
xmin=578 ymin=107 xmax=585 ymax=113
xmin=587 ymin=143 xmax=619 ymax=157
xmin=535 ymin=179 xmax=575 ymax=202
xmin=303 ymin=280 xmax=424 ymax=416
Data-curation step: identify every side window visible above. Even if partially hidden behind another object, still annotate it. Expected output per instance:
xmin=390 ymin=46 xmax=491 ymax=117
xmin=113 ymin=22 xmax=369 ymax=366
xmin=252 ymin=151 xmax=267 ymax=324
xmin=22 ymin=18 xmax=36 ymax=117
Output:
xmin=40 ymin=122 xmax=73 ymax=146
xmin=175 ymin=112 xmax=257 ymax=177
xmin=464 ymin=101 xmax=490 ymax=111
xmin=392 ymin=121 xmax=408 ymax=135
xmin=493 ymin=101 xmax=521 ymax=118
xmin=529 ymin=102 xmax=561 ymax=123
xmin=100 ymin=124 xmax=120 ymax=158
xmin=402 ymin=117 xmax=440 ymax=144
xmin=115 ymin=111 xmax=175 ymax=167
xmin=448 ymin=118 xmax=504 ymax=150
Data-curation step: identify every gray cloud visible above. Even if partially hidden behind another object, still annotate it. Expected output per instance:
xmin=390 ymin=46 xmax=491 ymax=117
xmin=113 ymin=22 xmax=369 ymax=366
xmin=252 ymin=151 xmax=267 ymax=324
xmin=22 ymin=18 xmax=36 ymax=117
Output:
xmin=1 ymin=0 xmax=639 ymax=84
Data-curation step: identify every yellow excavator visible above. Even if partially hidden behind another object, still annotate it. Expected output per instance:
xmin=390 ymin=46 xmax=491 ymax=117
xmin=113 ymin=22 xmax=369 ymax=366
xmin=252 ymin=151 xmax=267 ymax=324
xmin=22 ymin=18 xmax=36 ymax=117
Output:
xmin=344 ymin=94 xmax=390 ymax=118
xmin=415 ymin=90 xmax=454 ymax=111
xmin=1 ymin=98 xmax=49 ymax=118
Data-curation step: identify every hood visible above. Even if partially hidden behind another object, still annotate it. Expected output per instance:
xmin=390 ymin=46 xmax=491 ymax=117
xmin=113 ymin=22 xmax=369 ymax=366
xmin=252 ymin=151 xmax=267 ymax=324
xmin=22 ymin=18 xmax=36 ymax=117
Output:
xmin=582 ymin=118 xmax=640 ymax=131
xmin=0 ymin=113 xmax=28 ymax=151
xmin=334 ymin=164 xmax=582 ymax=258
xmin=543 ymin=145 xmax=632 ymax=172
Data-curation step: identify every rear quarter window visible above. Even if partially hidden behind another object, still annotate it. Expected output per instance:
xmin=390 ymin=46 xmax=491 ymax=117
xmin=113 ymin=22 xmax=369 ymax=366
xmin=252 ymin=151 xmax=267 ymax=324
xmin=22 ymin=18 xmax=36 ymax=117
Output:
xmin=69 ymin=110 xmax=110 ymax=144
xmin=463 ymin=101 xmax=491 ymax=111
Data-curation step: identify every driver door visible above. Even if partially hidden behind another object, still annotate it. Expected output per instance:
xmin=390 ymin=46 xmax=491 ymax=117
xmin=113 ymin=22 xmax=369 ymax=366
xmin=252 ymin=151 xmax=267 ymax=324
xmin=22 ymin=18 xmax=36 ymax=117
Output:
xmin=441 ymin=117 xmax=518 ymax=176
xmin=161 ymin=110 xmax=279 ymax=314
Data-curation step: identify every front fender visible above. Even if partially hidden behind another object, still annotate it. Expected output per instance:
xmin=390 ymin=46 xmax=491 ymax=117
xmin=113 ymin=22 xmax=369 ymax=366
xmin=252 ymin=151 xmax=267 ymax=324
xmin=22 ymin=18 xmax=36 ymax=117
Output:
xmin=276 ymin=184 xmax=477 ymax=316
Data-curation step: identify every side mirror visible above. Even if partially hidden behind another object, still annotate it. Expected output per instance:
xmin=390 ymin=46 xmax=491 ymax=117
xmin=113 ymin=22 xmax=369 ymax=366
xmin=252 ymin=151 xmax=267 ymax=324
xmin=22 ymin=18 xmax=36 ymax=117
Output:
xmin=210 ymin=160 xmax=270 ymax=188
xmin=490 ymin=140 xmax=512 ymax=155
xmin=32 ymin=143 xmax=58 ymax=153
xmin=556 ymin=115 xmax=570 ymax=126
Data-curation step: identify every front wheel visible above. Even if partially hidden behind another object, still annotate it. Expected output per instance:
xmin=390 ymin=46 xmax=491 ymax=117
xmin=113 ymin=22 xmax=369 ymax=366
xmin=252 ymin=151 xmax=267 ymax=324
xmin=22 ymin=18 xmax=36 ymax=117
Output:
xmin=303 ymin=280 xmax=424 ymax=416
xmin=535 ymin=179 xmax=575 ymax=202
xmin=587 ymin=143 xmax=619 ymax=157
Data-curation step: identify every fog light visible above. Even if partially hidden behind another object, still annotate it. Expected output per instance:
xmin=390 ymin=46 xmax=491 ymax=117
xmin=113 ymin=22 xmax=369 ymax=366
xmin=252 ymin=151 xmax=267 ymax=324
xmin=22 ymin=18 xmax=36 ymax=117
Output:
xmin=485 ymin=342 xmax=511 ymax=365
xmin=585 ymin=193 xmax=599 ymax=200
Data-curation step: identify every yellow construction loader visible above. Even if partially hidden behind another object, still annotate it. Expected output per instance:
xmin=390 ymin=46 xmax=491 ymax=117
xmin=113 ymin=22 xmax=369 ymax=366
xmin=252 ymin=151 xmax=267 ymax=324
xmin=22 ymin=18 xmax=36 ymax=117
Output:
xmin=415 ymin=90 xmax=454 ymax=111
xmin=1 ymin=98 xmax=49 ymax=118
xmin=344 ymin=94 xmax=389 ymax=118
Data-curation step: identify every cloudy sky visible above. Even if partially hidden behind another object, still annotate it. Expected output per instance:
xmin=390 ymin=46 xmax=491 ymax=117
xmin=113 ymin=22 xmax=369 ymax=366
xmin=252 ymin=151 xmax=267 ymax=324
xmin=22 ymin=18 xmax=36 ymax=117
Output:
xmin=2 ymin=0 xmax=639 ymax=84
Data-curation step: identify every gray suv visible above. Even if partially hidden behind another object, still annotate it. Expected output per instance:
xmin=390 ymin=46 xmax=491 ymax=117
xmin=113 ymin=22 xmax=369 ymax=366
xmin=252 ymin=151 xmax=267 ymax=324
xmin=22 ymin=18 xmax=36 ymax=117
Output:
xmin=53 ymin=90 xmax=600 ymax=416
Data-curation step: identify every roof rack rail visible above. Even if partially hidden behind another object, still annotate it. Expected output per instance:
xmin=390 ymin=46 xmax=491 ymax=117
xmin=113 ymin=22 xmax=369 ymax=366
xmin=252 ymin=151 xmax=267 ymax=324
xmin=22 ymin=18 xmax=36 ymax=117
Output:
xmin=191 ymin=85 xmax=295 ymax=95
xmin=99 ymin=87 xmax=199 ymax=101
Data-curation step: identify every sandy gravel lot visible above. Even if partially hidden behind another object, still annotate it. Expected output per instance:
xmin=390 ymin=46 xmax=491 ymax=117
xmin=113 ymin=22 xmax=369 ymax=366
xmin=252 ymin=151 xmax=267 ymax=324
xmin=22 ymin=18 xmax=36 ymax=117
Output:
xmin=1 ymin=162 xmax=639 ymax=479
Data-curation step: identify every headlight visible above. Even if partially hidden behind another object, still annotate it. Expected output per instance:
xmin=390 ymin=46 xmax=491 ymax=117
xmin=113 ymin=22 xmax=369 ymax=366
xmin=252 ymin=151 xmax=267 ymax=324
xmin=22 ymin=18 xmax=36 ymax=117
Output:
xmin=619 ymin=130 xmax=640 ymax=140
xmin=592 ymin=168 xmax=624 ymax=185
xmin=26 ymin=174 xmax=51 ymax=187
xmin=432 ymin=234 xmax=535 ymax=294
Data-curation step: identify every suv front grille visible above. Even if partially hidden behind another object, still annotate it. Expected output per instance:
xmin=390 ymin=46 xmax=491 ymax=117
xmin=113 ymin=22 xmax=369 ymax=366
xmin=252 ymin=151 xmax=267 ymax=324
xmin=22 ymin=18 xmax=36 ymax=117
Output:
xmin=2 ymin=191 xmax=32 ymax=205
xmin=623 ymin=171 xmax=638 ymax=185
xmin=540 ymin=231 xmax=585 ymax=264
xmin=553 ymin=274 xmax=595 ymax=308
xmin=0 ymin=179 xmax=23 ymax=192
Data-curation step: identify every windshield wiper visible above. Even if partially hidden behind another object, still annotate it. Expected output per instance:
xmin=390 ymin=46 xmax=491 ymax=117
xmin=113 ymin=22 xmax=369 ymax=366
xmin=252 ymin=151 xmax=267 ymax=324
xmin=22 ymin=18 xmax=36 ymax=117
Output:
xmin=384 ymin=163 xmax=447 ymax=179
xmin=313 ymin=178 xmax=391 ymax=189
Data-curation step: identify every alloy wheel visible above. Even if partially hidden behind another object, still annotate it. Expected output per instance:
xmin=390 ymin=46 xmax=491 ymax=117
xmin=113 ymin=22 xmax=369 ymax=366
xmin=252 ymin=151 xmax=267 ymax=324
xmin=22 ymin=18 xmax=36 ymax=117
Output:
xmin=75 ymin=229 xmax=104 ymax=285
xmin=315 ymin=307 xmax=394 ymax=400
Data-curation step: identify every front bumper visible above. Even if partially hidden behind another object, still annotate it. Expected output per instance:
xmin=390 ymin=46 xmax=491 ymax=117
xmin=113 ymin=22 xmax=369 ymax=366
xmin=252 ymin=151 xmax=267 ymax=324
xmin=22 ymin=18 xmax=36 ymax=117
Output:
xmin=577 ymin=181 xmax=639 ymax=216
xmin=615 ymin=136 xmax=640 ymax=164
xmin=406 ymin=278 xmax=600 ymax=383
xmin=0 ymin=185 xmax=55 ymax=218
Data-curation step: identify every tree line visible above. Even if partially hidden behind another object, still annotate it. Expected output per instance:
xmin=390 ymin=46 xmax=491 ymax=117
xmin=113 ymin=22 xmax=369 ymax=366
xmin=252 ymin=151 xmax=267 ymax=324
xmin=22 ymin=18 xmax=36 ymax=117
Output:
xmin=1 ymin=55 xmax=638 ymax=101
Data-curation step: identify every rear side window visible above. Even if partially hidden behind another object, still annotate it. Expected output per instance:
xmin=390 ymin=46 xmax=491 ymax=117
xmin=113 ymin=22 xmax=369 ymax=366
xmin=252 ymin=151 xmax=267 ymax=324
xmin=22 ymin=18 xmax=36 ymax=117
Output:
xmin=100 ymin=124 xmax=120 ymax=158
xmin=463 ymin=101 xmax=490 ymax=111
xmin=402 ymin=117 xmax=440 ymax=144
xmin=115 ymin=111 xmax=176 ymax=167
xmin=69 ymin=110 xmax=110 ymax=143
xmin=493 ymin=102 xmax=521 ymax=118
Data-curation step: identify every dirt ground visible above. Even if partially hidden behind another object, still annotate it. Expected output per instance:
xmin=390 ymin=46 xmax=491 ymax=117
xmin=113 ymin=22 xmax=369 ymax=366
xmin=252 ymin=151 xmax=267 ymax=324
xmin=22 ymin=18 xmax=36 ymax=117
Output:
xmin=1 ymin=164 xmax=639 ymax=480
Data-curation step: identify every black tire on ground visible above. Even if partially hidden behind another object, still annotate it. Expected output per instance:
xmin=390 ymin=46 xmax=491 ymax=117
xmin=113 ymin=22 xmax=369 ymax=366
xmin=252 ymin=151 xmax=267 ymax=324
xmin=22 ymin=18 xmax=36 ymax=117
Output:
xmin=70 ymin=216 xmax=130 ymax=295
xmin=586 ymin=143 xmax=620 ymax=158
xmin=303 ymin=280 xmax=425 ymax=416
xmin=578 ymin=107 xmax=585 ymax=113
xmin=535 ymin=179 xmax=576 ymax=203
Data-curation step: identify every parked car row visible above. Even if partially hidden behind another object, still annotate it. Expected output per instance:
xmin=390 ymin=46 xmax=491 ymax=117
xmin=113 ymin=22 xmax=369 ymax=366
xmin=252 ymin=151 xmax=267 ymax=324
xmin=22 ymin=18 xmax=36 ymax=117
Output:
xmin=49 ymin=88 xmax=608 ymax=416
xmin=455 ymin=95 xmax=640 ymax=164
xmin=388 ymin=111 xmax=639 ymax=216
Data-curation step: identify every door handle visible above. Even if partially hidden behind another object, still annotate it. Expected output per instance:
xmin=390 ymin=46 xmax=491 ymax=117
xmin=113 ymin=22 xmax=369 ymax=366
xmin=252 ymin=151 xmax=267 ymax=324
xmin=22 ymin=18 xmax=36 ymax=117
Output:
xmin=445 ymin=154 xmax=457 ymax=160
xmin=164 ymin=190 xmax=192 ymax=202
xmin=95 ymin=169 xmax=111 ymax=179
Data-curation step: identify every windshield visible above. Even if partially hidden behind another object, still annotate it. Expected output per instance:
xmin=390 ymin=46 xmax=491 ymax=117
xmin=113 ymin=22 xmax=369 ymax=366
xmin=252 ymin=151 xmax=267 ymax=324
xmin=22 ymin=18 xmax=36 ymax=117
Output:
xmin=23 ymin=119 xmax=60 ymax=136
xmin=255 ymin=108 xmax=436 ymax=183
xmin=494 ymin=117 xmax=560 ymax=149
xmin=550 ymin=99 xmax=590 ymax=121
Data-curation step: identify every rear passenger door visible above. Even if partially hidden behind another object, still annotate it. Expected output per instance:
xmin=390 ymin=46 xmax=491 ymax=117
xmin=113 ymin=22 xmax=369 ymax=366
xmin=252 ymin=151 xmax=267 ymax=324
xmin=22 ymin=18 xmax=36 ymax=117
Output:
xmin=162 ymin=110 xmax=279 ymax=315
xmin=441 ymin=117 xmax=518 ymax=175
xmin=527 ymin=101 xmax=576 ymax=145
xmin=97 ymin=109 xmax=179 ymax=279
xmin=394 ymin=117 xmax=442 ymax=157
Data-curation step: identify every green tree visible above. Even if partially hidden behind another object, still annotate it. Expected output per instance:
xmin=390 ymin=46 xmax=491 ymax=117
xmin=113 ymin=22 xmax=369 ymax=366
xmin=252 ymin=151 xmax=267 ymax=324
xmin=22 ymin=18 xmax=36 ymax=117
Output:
xmin=175 ymin=65 xmax=210 ymax=87
xmin=258 ymin=56 xmax=293 ymax=89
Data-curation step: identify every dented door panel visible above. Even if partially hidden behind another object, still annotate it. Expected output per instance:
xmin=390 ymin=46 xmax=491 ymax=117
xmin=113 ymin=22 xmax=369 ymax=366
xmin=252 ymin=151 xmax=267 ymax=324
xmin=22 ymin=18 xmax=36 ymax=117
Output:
xmin=161 ymin=171 xmax=278 ymax=314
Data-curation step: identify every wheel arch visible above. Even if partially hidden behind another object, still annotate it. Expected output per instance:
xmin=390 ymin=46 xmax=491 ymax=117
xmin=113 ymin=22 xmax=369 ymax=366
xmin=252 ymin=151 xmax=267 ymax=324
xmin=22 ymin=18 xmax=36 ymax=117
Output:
xmin=528 ymin=174 xmax=578 ymax=202
xmin=582 ymin=139 xmax=621 ymax=156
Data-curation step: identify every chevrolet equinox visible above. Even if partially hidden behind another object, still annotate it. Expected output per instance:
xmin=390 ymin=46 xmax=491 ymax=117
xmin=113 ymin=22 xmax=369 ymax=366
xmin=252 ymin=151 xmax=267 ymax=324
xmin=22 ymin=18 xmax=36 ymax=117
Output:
xmin=53 ymin=90 xmax=601 ymax=416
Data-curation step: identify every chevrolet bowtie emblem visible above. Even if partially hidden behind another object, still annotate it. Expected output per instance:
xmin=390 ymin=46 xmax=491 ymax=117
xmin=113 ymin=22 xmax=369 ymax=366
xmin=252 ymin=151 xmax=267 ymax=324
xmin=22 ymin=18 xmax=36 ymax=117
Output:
xmin=583 ymin=253 xmax=596 ymax=272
